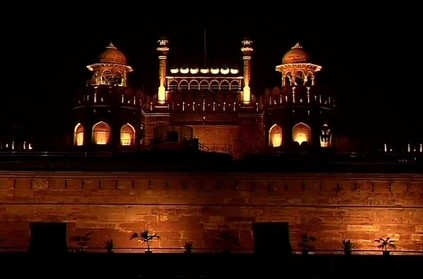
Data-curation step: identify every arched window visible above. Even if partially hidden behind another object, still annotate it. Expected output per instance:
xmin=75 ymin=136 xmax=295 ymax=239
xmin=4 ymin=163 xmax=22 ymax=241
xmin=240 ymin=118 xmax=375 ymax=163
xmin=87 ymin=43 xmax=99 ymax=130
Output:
xmin=179 ymin=80 xmax=189 ymax=91
xmin=292 ymin=122 xmax=311 ymax=145
xmin=230 ymin=80 xmax=241 ymax=91
xmin=210 ymin=80 xmax=219 ymax=91
xmin=269 ymin=124 xmax=282 ymax=147
xmin=200 ymin=80 xmax=209 ymax=91
xmin=74 ymin=123 xmax=84 ymax=146
xmin=92 ymin=121 xmax=111 ymax=145
xmin=189 ymin=80 xmax=199 ymax=91
xmin=120 ymin=123 xmax=135 ymax=146
xmin=220 ymin=80 xmax=230 ymax=91
xmin=168 ymin=80 xmax=178 ymax=90
xmin=320 ymin=124 xmax=332 ymax=148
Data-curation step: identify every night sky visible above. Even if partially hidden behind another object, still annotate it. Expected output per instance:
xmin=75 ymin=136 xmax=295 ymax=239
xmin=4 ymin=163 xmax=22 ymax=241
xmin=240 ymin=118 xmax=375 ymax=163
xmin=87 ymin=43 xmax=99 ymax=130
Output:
xmin=2 ymin=3 xmax=421 ymax=142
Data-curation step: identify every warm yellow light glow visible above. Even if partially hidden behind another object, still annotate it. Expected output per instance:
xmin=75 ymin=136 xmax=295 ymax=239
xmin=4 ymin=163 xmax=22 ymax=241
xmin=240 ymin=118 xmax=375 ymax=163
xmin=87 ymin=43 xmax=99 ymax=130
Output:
xmin=272 ymin=133 xmax=282 ymax=147
xmin=294 ymin=133 xmax=308 ymax=144
xmin=210 ymin=68 xmax=219 ymax=74
xmin=158 ymin=85 xmax=166 ymax=104
xmin=170 ymin=68 xmax=179 ymax=74
xmin=76 ymin=133 xmax=84 ymax=146
xmin=121 ymin=124 xmax=135 ymax=146
xmin=180 ymin=67 xmax=189 ymax=74
xmin=269 ymin=124 xmax=282 ymax=147
xmin=220 ymin=68 xmax=229 ymax=75
xmin=200 ymin=68 xmax=209 ymax=74
xmin=190 ymin=68 xmax=199 ymax=74
xmin=95 ymin=133 xmax=108 ymax=144
xmin=93 ymin=122 xmax=110 ymax=145
xmin=242 ymin=86 xmax=251 ymax=104
xmin=292 ymin=123 xmax=311 ymax=145
xmin=74 ymin=124 xmax=84 ymax=146
xmin=121 ymin=133 xmax=132 ymax=145
xmin=230 ymin=68 xmax=239 ymax=74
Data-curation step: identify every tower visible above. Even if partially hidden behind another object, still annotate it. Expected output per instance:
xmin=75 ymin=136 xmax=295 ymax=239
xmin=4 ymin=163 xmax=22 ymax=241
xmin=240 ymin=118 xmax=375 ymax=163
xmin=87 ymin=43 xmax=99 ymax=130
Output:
xmin=241 ymin=38 xmax=253 ymax=104
xmin=71 ymin=42 xmax=141 ymax=153
xmin=263 ymin=42 xmax=335 ymax=152
xmin=157 ymin=37 xmax=169 ymax=105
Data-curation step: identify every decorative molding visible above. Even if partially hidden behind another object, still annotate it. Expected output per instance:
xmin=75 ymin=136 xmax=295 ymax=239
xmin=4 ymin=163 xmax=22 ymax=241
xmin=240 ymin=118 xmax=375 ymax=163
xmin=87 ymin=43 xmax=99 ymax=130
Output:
xmin=32 ymin=179 xmax=49 ymax=190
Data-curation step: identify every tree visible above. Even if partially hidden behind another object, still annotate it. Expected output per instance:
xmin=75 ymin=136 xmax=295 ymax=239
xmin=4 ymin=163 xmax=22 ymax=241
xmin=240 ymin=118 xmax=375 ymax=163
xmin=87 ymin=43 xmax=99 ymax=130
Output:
xmin=341 ymin=239 xmax=354 ymax=255
xmin=130 ymin=230 xmax=160 ymax=253
xmin=375 ymin=237 xmax=396 ymax=255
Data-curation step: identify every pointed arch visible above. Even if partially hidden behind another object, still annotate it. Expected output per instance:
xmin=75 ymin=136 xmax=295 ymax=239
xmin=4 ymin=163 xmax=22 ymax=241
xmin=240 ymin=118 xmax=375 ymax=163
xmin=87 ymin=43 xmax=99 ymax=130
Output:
xmin=292 ymin=122 xmax=311 ymax=145
xmin=120 ymin=123 xmax=135 ymax=146
xmin=269 ymin=124 xmax=283 ymax=147
xmin=92 ymin=121 xmax=111 ymax=145
xmin=73 ymin=123 xmax=84 ymax=146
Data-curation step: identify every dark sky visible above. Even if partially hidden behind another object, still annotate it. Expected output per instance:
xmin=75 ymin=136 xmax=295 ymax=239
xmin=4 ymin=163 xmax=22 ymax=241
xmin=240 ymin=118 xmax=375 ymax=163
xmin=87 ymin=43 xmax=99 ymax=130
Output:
xmin=2 ymin=3 xmax=422 ymax=141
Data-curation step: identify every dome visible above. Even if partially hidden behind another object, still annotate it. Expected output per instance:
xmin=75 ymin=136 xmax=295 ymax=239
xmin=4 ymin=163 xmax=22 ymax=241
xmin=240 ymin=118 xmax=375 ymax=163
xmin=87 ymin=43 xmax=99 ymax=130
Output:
xmin=282 ymin=42 xmax=311 ymax=64
xmin=98 ymin=42 xmax=127 ymax=65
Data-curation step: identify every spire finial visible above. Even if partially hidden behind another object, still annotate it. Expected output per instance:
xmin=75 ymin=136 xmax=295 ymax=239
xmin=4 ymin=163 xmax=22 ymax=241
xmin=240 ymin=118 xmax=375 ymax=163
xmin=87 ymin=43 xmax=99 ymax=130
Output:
xmin=292 ymin=42 xmax=303 ymax=49
xmin=107 ymin=41 xmax=116 ymax=49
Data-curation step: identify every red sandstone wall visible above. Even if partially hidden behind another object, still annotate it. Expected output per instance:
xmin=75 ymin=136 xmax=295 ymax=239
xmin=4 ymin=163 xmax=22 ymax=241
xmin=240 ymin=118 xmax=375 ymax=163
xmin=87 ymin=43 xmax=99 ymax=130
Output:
xmin=0 ymin=171 xmax=422 ymax=254
xmin=192 ymin=125 xmax=238 ymax=156
xmin=142 ymin=113 xmax=170 ymax=145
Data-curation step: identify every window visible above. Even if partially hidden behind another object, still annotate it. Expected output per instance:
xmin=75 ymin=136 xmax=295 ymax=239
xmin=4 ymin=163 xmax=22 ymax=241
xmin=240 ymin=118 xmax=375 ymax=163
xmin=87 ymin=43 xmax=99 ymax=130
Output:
xmin=269 ymin=124 xmax=282 ymax=147
xmin=92 ymin=121 xmax=111 ymax=145
xmin=292 ymin=122 xmax=311 ymax=145
xmin=120 ymin=123 xmax=135 ymax=146
xmin=320 ymin=124 xmax=332 ymax=147
xmin=74 ymin=123 xmax=84 ymax=146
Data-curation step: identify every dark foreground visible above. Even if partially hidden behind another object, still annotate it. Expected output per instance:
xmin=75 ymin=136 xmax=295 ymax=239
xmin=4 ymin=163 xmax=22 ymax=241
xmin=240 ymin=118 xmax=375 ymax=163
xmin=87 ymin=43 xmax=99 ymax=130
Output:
xmin=1 ymin=253 xmax=422 ymax=278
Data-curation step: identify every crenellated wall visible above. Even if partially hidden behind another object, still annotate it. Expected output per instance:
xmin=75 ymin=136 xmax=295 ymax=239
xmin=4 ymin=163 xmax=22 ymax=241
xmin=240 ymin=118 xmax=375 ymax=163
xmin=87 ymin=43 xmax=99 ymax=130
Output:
xmin=0 ymin=171 xmax=422 ymax=254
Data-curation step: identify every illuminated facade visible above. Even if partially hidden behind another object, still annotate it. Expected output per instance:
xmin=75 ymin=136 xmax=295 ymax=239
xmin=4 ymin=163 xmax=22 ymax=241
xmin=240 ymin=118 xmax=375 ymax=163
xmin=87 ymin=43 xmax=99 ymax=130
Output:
xmin=0 ymin=40 xmax=422 ymax=256
xmin=1 ymin=169 xmax=422 ymax=255
xmin=71 ymin=39 xmax=334 ymax=158
xmin=72 ymin=42 xmax=141 ymax=152
xmin=267 ymin=43 xmax=334 ymax=152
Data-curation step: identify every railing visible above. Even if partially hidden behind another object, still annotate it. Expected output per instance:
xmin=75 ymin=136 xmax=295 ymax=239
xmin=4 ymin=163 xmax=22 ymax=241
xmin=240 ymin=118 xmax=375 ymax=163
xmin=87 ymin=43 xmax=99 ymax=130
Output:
xmin=198 ymin=143 xmax=232 ymax=155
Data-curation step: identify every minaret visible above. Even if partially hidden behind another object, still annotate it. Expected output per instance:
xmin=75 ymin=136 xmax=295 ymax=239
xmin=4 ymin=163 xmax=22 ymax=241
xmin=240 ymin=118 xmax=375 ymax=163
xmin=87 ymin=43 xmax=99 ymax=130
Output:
xmin=157 ymin=37 xmax=169 ymax=105
xmin=241 ymin=38 xmax=253 ymax=104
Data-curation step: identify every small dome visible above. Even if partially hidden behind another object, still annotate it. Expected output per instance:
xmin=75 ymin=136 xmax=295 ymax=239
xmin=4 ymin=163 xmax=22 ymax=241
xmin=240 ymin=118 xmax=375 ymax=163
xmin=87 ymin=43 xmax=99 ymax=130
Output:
xmin=98 ymin=42 xmax=127 ymax=65
xmin=282 ymin=42 xmax=311 ymax=64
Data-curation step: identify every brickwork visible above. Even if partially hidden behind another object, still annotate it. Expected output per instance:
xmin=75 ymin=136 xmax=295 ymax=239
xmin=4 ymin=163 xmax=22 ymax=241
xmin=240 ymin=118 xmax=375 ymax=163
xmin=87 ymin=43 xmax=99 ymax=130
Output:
xmin=0 ymin=171 xmax=422 ymax=254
